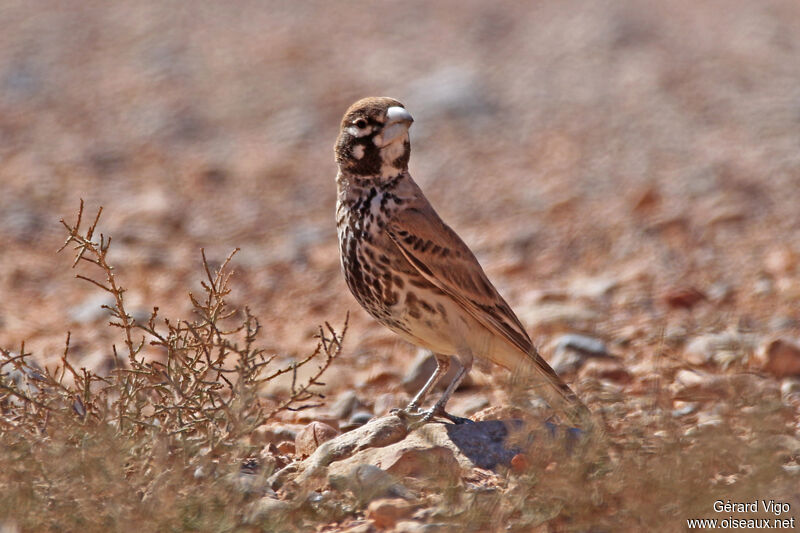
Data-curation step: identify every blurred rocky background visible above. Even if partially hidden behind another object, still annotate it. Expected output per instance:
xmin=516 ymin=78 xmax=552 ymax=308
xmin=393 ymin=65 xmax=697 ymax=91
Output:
xmin=1 ymin=0 xmax=800 ymax=466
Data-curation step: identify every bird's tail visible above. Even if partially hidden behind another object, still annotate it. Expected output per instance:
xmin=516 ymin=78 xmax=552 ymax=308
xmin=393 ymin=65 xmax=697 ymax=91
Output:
xmin=505 ymin=345 xmax=596 ymax=431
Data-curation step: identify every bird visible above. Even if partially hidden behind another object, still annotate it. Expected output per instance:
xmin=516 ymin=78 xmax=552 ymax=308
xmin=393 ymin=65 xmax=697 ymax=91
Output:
xmin=334 ymin=96 xmax=593 ymax=428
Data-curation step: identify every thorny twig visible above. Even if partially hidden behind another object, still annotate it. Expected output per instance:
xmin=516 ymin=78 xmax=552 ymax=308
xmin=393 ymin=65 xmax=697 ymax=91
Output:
xmin=2 ymin=199 xmax=347 ymax=456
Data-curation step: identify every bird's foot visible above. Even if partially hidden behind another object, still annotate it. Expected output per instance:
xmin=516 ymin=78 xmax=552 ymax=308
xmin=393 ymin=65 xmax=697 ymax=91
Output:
xmin=391 ymin=405 xmax=473 ymax=428
xmin=390 ymin=405 xmax=425 ymax=422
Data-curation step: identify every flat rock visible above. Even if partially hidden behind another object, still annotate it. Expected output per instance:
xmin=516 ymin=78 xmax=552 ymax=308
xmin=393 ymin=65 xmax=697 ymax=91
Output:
xmin=281 ymin=413 xmax=582 ymax=498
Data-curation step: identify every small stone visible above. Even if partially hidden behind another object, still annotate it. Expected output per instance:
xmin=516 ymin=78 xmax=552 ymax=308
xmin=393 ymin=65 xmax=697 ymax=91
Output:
xmin=757 ymin=338 xmax=800 ymax=378
xmin=367 ymin=498 xmax=418 ymax=529
xmin=329 ymin=464 xmax=413 ymax=503
xmin=780 ymin=378 xmax=800 ymax=403
xmin=670 ymin=370 xmax=726 ymax=401
xmin=295 ymin=421 xmax=341 ymax=458
xmin=671 ymin=402 xmax=699 ymax=418
xmin=510 ymin=453 xmax=529 ymax=474
xmin=244 ymin=496 xmax=292 ymax=526
xmin=568 ymin=275 xmax=619 ymax=300
xmin=331 ymin=390 xmax=365 ymax=419
xmin=578 ymin=359 xmax=631 ymax=383
xmin=519 ymin=302 xmax=599 ymax=330
xmin=275 ymin=441 xmax=295 ymax=455
xmin=448 ymin=395 xmax=490 ymax=418
xmin=683 ymin=331 xmax=755 ymax=367
xmin=662 ymin=286 xmax=705 ymax=309
xmin=252 ymin=423 xmax=304 ymax=445
xmin=548 ymin=334 xmax=609 ymax=374
xmin=341 ymin=411 xmax=374 ymax=431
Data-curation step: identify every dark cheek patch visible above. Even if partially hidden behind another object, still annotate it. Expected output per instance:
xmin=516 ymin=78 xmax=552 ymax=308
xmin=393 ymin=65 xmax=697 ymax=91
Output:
xmin=338 ymin=135 xmax=382 ymax=176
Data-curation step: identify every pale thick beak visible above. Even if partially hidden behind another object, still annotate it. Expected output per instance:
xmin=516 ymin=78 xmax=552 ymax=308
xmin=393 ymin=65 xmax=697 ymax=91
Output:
xmin=378 ymin=106 xmax=414 ymax=147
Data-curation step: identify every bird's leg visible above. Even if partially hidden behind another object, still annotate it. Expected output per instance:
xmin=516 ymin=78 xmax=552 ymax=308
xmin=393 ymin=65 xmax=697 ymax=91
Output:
xmin=392 ymin=354 xmax=449 ymax=419
xmin=420 ymin=355 xmax=473 ymax=425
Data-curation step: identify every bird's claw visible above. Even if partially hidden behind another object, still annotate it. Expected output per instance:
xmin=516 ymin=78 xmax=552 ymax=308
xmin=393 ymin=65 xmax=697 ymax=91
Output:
xmin=391 ymin=405 xmax=473 ymax=427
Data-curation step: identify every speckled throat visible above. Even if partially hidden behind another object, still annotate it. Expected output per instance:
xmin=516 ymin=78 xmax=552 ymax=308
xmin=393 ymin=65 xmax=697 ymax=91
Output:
xmin=336 ymin=169 xmax=443 ymax=340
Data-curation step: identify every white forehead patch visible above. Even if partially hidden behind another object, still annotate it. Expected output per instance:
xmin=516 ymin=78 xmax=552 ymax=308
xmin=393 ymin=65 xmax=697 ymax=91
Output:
xmin=352 ymin=144 xmax=365 ymax=160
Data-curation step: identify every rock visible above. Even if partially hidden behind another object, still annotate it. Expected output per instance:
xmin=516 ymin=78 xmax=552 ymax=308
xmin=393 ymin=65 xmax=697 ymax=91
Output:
xmin=568 ymin=275 xmax=619 ymax=300
xmin=283 ymin=412 xmax=583 ymax=499
xmin=781 ymin=378 xmax=800 ymax=403
xmin=670 ymin=370 xmax=777 ymax=402
xmin=548 ymin=334 xmax=609 ymax=374
xmin=578 ymin=359 xmax=631 ymax=383
xmin=244 ymin=496 xmax=292 ymax=526
xmin=252 ymin=423 xmax=305 ymax=445
xmin=757 ymin=338 xmax=800 ymax=378
xmin=671 ymin=402 xmax=699 ymax=418
xmin=298 ymin=416 xmax=409 ymax=476
xmin=329 ymin=463 xmax=414 ymax=503
xmin=295 ymin=421 xmax=341 ymax=458
xmin=510 ymin=453 xmax=529 ymax=474
xmin=662 ymin=286 xmax=705 ymax=309
xmin=518 ymin=303 xmax=599 ymax=330
xmin=331 ymin=390 xmax=365 ymax=419
xmin=670 ymin=370 xmax=727 ymax=401
xmin=448 ymin=395 xmax=490 ymax=418
xmin=337 ymin=521 xmax=374 ymax=533
xmin=683 ymin=331 xmax=755 ymax=367
xmin=367 ymin=498 xmax=419 ymax=529
xmin=341 ymin=411 xmax=374 ymax=431
xmin=403 ymin=350 xmax=470 ymax=396
xmin=275 ymin=441 xmax=295 ymax=455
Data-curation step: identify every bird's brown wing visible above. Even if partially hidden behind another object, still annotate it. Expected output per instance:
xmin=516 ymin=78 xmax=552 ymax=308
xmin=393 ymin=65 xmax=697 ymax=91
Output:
xmin=386 ymin=204 xmax=533 ymax=357
xmin=387 ymin=202 xmax=594 ymax=428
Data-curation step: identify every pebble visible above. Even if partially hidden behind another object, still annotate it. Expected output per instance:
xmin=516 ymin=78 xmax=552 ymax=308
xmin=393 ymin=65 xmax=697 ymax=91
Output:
xmin=757 ymin=338 xmax=800 ymax=378
xmin=331 ymin=390 xmax=365 ymax=420
xmin=341 ymin=411 xmax=373 ymax=431
xmin=367 ymin=498 xmax=418 ymax=529
xmin=683 ymin=331 xmax=755 ymax=368
xmin=329 ymin=464 xmax=413 ymax=503
xmin=548 ymin=333 xmax=609 ymax=375
xmin=662 ymin=286 xmax=705 ymax=309
xmin=578 ymin=358 xmax=631 ymax=383
xmin=295 ymin=421 xmax=340 ymax=458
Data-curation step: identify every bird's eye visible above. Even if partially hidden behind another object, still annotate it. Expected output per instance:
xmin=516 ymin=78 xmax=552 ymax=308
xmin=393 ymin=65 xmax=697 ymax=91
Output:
xmin=354 ymin=118 xmax=367 ymax=129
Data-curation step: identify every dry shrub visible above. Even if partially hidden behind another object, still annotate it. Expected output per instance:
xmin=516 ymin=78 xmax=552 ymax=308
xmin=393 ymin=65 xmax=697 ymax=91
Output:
xmin=0 ymin=201 xmax=347 ymax=531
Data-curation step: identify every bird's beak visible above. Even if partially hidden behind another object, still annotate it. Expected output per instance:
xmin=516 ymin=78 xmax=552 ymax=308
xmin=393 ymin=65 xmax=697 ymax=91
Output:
xmin=378 ymin=106 xmax=414 ymax=147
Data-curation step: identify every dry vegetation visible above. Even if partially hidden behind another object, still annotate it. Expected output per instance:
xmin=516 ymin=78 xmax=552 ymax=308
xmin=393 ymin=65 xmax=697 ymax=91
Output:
xmin=1 ymin=201 xmax=347 ymax=531
xmin=1 ymin=1 xmax=800 ymax=531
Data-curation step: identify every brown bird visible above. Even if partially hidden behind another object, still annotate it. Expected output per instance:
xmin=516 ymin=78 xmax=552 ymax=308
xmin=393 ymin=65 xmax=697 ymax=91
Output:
xmin=335 ymin=97 xmax=592 ymax=428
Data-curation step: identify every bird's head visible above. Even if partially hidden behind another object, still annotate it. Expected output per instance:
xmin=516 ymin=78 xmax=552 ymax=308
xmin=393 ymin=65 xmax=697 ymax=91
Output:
xmin=335 ymin=97 xmax=414 ymax=178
